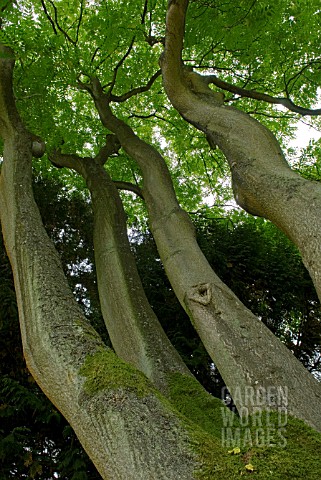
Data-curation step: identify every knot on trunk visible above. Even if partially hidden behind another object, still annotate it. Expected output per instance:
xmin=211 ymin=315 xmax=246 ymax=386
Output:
xmin=188 ymin=283 xmax=212 ymax=306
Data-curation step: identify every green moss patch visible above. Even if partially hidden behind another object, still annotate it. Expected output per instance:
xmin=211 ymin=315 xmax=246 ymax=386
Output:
xmin=167 ymin=372 xmax=240 ymax=438
xmin=167 ymin=373 xmax=321 ymax=478
xmin=79 ymin=348 xmax=152 ymax=397
xmin=191 ymin=412 xmax=321 ymax=479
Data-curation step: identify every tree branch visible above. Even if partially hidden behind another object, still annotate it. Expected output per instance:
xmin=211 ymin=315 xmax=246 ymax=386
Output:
xmin=141 ymin=0 xmax=148 ymax=24
xmin=204 ymin=74 xmax=321 ymax=116
xmin=93 ymin=43 xmax=119 ymax=73
xmin=160 ymin=0 xmax=188 ymax=89
xmin=114 ymin=180 xmax=144 ymax=200
xmin=40 ymin=0 xmax=57 ymax=35
xmin=108 ymin=36 xmax=135 ymax=94
xmin=95 ymin=134 xmax=121 ymax=165
xmin=162 ymin=0 xmax=321 ymax=117
xmin=46 ymin=0 xmax=76 ymax=45
xmin=91 ymin=47 xmax=100 ymax=64
xmin=110 ymin=70 xmax=161 ymax=102
xmin=79 ymin=75 xmax=179 ymax=216
xmin=0 ymin=43 xmax=19 ymax=136
xmin=49 ymin=149 xmax=84 ymax=171
xmin=49 ymin=134 xmax=121 ymax=171
xmin=145 ymin=34 xmax=165 ymax=47
xmin=284 ymin=59 xmax=321 ymax=95
xmin=128 ymin=111 xmax=178 ymax=128
xmin=227 ymin=0 xmax=257 ymax=28
xmin=75 ymin=0 xmax=84 ymax=44
xmin=161 ymin=0 xmax=222 ymax=113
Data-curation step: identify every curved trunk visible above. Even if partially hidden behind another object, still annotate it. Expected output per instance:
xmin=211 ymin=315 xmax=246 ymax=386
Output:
xmin=158 ymin=0 xmax=321 ymax=429
xmin=162 ymin=0 xmax=321 ymax=302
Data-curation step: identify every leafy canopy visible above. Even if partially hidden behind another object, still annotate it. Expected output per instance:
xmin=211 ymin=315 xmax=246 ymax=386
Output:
xmin=0 ymin=0 xmax=320 ymax=219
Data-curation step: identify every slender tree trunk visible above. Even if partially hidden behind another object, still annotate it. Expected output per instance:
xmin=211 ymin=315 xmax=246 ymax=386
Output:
xmin=50 ymin=146 xmax=192 ymax=394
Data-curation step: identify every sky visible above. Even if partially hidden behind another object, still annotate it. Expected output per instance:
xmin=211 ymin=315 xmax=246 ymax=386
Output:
xmin=293 ymin=120 xmax=321 ymax=149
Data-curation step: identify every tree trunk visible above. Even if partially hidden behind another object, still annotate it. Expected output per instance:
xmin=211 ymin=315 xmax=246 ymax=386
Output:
xmin=162 ymin=0 xmax=321 ymax=300
xmin=49 ymin=146 xmax=192 ymax=394
xmin=2 ymin=6 xmax=321 ymax=476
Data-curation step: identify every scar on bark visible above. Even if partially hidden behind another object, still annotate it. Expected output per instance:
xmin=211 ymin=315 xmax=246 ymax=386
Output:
xmin=187 ymin=283 xmax=212 ymax=306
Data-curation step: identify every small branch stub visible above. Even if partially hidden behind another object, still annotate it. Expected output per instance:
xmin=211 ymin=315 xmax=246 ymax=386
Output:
xmin=188 ymin=283 xmax=212 ymax=306
xmin=32 ymin=139 xmax=46 ymax=158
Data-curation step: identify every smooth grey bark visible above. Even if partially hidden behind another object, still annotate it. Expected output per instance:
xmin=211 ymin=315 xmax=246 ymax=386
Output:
xmin=159 ymin=0 xmax=321 ymax=429
xmin=80 ymin=66 xmax=321 ymax=432
xmin=0 ymin=44 xmax=199 ymax=480
xmin=50 ymin=145 xmax=192 ymax=394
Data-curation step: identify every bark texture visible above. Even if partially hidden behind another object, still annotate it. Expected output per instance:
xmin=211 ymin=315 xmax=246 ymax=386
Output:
xmin=162 ymin=0 xmax=321 ymax=301
xmin=50 ymin=146 xmax=192 ymax=394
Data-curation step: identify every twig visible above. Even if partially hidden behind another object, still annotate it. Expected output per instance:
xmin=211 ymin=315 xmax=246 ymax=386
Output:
xmin=75 ymin=0 xmax=84 ymax=44
xmin=40 ymin=0 xmax=57 ymax=35
xmin=47 ymin=0 xmax=76 ymax=45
